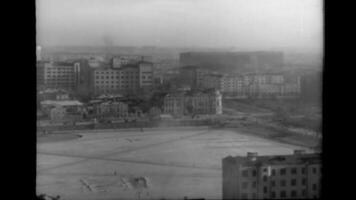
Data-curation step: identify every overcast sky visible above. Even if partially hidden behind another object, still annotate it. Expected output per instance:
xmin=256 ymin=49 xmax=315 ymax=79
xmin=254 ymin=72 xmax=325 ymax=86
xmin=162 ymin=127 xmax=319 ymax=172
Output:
xmin=36 ymin=0 xmax=322 ymax=51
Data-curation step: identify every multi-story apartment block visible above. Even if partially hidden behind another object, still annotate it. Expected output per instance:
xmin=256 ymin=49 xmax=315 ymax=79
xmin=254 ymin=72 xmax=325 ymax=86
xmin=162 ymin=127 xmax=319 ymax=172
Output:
xmin=163 ymin=89 xmax=222 ymax=116
xmin=221 ymin=75 xmax=247 ymax=97
xmin=243 ymin=73 xmax=300 ymax=99
xmin=37 ymin=61 xmax=81 ymax=91
xmin=93 ymin=61 xmax=154 ymax=95
xmin=222 ymin=151 xmax=321 ymax=199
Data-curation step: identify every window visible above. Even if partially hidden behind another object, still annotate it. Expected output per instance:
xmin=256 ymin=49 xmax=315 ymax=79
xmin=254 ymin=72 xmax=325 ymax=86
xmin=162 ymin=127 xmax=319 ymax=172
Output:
xmin=241 ymin=193 xmax=248 ymax=199
xmin=280 ymin=191 xmax=286 ymax=198
xmin=271 ymin=191 xmax=276 ymax=198
xmin=280 ymin=168 xmax=286 ymax=175
xmin=242 ymin=170 xmax=248 ymax=177
xmin=291 ymin=167 xmax=297 ymax=174
xmin=291 ymin=190 xmax=297 ymax=197
xmin=271 ymin=180 xmax=276 ymax=187
xmin=302 ymin=168 xmax=306 ymax=174
xmin=263 ymin=187 xmax=268 ymax=193
xmin=242 ymin=182 xmax=248 ymax=189
xmin=302 ymin=189 xmax=307 ymax=196
xmin=291 ymin=179 xmax=297 ymax=186
xmin=302 ymin=178 xmax=307 ymax=185
xmin=272 ymin=169 xmax=276 ymax=176
xmin=280 ymin=180 xmax=286 ymax=187
xmin=313 ymin=167 xmax=317 ymax=174
xmin=313 ymin=183 xmax=317 ymax=191
xmin=263 ymin=175 xmax=268 ymax=182
xmin=252 ymin=170 xmax=257 ymax=177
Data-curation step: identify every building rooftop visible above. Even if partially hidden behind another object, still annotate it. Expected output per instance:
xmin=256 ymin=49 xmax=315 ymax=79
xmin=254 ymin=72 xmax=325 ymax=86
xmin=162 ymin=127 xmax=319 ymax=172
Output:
xmin=223 ymin=151 xmax=321 ymax=166
xmin=40 ymin=100 xmax=83 ymax=106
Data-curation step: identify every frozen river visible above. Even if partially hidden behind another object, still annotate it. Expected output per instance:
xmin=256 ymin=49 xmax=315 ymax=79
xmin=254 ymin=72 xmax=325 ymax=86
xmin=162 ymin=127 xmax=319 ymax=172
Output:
xmin=37 ymin=127 xmax=311 ymax=200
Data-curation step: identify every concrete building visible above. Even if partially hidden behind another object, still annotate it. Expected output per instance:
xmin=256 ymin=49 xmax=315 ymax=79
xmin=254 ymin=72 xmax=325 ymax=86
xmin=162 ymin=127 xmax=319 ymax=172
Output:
xmin=93 ymin=61 xmax=154 ymax=95
xmin=163 ymin=89 xmax=222 ymax=116
xmin=222 ymin=151 xmax=321 ymax=199
xmin=243 ymin=73 xmax=300 ymax=99
xmin=40 ymin=100 xmax=84 ymax=122
xmin=94 ymin=101 xmax=129 ymax=118
xmin=37 ymin=61 xmax=81 ymax=91
xmin=221 ymin=75 xmax=247 ymax=98
xmin=180 ymin=51 xmax=284 ymax=74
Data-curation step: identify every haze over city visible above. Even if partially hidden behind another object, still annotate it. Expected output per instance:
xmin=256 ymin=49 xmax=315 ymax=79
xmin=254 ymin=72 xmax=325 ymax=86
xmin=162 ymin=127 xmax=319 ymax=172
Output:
xmin=37 ymin=0 xmax=322 ymax=52
xmin=36 ymin=1 xmax=322 ymax=199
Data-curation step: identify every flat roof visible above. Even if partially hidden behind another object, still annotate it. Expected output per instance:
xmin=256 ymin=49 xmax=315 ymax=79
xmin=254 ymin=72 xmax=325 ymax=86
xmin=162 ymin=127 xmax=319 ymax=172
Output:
xmin=40 ymin=100 xmax=83 ymax=106
xmin=223 ymin=153 xmax=321 ymax=166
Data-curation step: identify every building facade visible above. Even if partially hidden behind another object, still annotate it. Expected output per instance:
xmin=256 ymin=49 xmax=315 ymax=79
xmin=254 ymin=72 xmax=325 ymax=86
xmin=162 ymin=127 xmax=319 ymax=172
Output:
xmin=37 ymin=61 xmax=81 ymax=91
xmin=93 ymin=101 xmax=129 ymax=118
xmin=222 ymin=151 xmax=321 ymax=199
xmin=93 ymin=61 xmax=154 ymax=95
xmin=163 ymin=89 xmax=222 ymax=116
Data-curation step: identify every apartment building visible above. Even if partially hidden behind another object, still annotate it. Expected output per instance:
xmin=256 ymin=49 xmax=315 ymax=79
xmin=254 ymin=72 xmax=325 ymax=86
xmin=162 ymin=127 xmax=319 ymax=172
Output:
xmin=222 ymin=151 xmax=321 ymax=199
xmin=163 ymin=89 xmax=222 ymax=116
xmin=37 ymin=61 xmax=81 ymax=91
xmin=93 ymin=61 xmax=154 ymax=95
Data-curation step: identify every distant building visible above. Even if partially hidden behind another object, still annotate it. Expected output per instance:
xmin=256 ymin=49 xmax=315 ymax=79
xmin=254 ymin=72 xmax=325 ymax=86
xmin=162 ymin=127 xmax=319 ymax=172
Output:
xmin=40 ymin=100 xmax=84 ymax=122
xmin=244 ymin=73 xmax=300 ymax=99
xmin=37 ymin=61 xmax=81 ymax=91
xmin=93 ymin=60 xmax=154 ymax=95
xmin=222 ymin=151 xmax=321 ymax=199
xmin=163 ymin=89 xmax=222 ymax=116
xmin=180 ymin=51 xmax=284 ymax=74
xmin=38 ymin=88 xmax=71 ymax=101
xmin=93 ymin=101 xmax=129 ymax=118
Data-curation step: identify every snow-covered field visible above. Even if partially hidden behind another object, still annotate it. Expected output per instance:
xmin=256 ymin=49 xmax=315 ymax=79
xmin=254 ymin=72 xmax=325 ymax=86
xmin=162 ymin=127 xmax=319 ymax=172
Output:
xmin=37 ymin=127 xmax=311 ymax=200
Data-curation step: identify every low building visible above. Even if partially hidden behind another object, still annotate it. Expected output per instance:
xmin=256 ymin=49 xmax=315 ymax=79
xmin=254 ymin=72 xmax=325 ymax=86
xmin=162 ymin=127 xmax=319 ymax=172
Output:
xmin=41 ymin=100 xmax=84 ymax=122
xmin=222 ymin=151 xmax=321 ymax=199
xmin=163 ymin=89 xmax=222 ymax=116
xmin=94 ymin=101 xmax=129 ymax=118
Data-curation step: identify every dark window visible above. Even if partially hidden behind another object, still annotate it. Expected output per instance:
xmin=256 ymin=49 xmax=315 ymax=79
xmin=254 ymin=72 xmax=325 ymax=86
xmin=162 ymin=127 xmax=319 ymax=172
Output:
xmin=252 ymin=181 xmax=256 ymax=188
xmin=280 ymin=191 xmax=286 ymax=198
xmin=271 ymin=191 xmax=276 ymax=198
xmin=272 ymin=169 xmax=276 ymax=176
xmin=280 ymin=168 xmax=286 ymax=175
xmin=313 ymin=183 xmax=317 ymax=191
xmin=302 ymin=168 xmax=306 ymax=174
xmin=302 ymin=178 xmax=307 ymax=185
xmin=280 ymin=180 xmax=286 ymax=187
xmin=291 ymin=167 xmax=297 ymax=174
xmin=291 ymin=179 xmax=297 ymax=186
xmin=302 ymin=189 xmax=307 ymax=196
xmin=313 ymin=167 xmax=317 ymax=174
xmin=271 ymin=180 xmax=276 ymax=187
xmin=263 ymin=187 xmax=268 ymax=193
xmin=263 ymin=175 xmax=268 ymax=182
xmin=291 ymin=190 xmax=297 ymax=197
xmin=252 ymin=170 xmax=257 ymax=177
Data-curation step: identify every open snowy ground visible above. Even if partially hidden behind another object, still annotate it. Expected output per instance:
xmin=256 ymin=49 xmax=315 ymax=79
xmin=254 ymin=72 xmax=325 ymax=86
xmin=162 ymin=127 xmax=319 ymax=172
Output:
xmin=37 ymin=127 xmax=312 ymax=200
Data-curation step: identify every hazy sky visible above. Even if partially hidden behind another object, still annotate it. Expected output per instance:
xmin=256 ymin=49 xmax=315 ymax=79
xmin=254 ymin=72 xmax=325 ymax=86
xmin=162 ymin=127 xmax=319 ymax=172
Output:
xmin=36 ymin=0 xmax=322 ymax=50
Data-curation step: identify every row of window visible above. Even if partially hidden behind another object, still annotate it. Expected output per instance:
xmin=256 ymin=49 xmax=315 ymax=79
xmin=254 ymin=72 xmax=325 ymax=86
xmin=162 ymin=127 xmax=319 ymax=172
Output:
xmin=242 ymin=166 xmax=319 ymax=178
